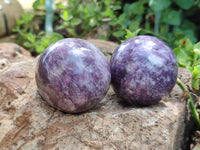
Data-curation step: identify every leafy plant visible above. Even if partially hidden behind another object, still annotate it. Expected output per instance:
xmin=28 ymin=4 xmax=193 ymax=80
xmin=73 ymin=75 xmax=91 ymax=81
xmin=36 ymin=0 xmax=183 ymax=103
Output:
xmin=13 ymin=0 xmax=122 ymax=54
xmin=56 ymin=0 xmax=121 ymax=38
xmin=13 ymin=12 xmax=63 ymax=54
xmin=174 ymin=38 xmax=200 ymax=90
xmin=13 ymin=0 xmax=200 ymax=54
xmin=111 ymin=0 xmax=199 ymax=46
xmin=13 ymin=0 xmax=64 ymax=54
xmin=174 ymin=37 xmax=200 ymax=129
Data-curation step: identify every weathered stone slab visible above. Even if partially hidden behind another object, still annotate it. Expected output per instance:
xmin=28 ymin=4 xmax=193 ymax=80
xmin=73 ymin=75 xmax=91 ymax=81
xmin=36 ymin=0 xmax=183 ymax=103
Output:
xmin=0 ymin=42 xmax=31 ymax=58
xmin=87 ymin=39 xmax=118 ymax=54
xmin=0 ymin=42 xmax=190 ymax=150
xmin=0 ymin=42 xmax=32 ymax=73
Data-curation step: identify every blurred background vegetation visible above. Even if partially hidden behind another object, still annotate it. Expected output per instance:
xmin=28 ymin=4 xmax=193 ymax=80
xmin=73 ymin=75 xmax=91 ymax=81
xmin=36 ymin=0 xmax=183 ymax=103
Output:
xmin=13 ymin=0 xmax=200 ymax=54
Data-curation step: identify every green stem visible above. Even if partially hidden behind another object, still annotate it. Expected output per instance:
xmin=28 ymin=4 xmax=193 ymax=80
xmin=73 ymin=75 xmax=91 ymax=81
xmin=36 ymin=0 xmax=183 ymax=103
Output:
xmin=45 ymin=0 xmax=54 ymax=35
xmin=154 ymin=11 xmax=161 ymax=35
xmin=176 ymin=78 xmax=186 ymax=91
xmin=193 ymin=52 xmax=198 ymax=67
xmin=189 ymin=98 xmax=200 ymax=129
xmin=176 ymin=78 xmax=200 ymax=129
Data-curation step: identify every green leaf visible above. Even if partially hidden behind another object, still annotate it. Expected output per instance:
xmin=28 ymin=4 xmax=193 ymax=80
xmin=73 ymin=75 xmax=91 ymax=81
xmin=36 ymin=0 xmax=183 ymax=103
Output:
xmin=160 ymin=24 xmax=168 ymax=35
xmin=21 ymin=13 xmax=35 ymax=24
xmin=141 ymin=0 xmax=149 ymax=4
xmin=35 ymin=33 xmax=63 ymax=54
xmin=192 ymin=65 xmax=200 ymax=75
xmin=125 ymin=29 xmax=141 ymax=40
xmin=36 ymin=45 xmax=45 ymax=54
xmin=104 ymin=9 xmax=115 ymax=18
xmin=67 ymin=28 xmax=76 ymax=36
xmin=104 ymin=0 xmax=111 ymax=6
xmin=124 ymin=2 xmax=145 ymax=16
xmin=23 ymin=42 xmax=33 ymax=48
xmin=149 ymin=0 xmax=171 ymax=11
xmin=113 ymin=30 xmax=126 ymax=38
xmin=61 ymin=11 xmax=73 ymax=21
xmin=26 ymin=33 xmax=36 ymax=43
xmin=178 ymin=20 xmax=198 ymax=43
xmin=33 ymin=0 xmax=44 ymax=10
xmin=50 ymin=33 xmax=64 ymax=42
xmin=173 ymin=46 xmax=193 ymax=67
xmin=56 ymin=3 xmax=66 ymax=9
xmin=191 ymin=78 xmax=200 ymax=90
xmin=128 ymin=21 xmax=140 ymax=31
xmin=109 ymin=20 xmax=118 ymax=26
xmin=174 ymin=0 xmax=194 ymax=10
xmin=162 ymin=9 xmax=181 ymax=26
xmin=61 ymin=11 xmax=68 ymax=20
xmin=181 ymin=20 xmax=197 ymax=30
xmin=182 ymin=38 xmax=193 ymax=51
xmin=183 ymin=30 xmax=197 ymax=43
xmin=71 ymin=18 xmax=82 ymax=26
xmin=145 ymin=22 xmax=151 ymax=30
xmin=125 ymin=29 xmax=136 ymax=40
xmin=112 ymin=5 xmax=121 ymax=11
xmin=194 ymin=42 xmax=200 ymax=53
xmin=89 ymin=18 xmax=97 ymax=27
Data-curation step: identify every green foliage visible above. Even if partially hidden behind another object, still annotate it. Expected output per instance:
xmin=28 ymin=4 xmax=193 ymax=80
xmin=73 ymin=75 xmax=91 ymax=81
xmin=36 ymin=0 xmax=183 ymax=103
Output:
xmin=13 ymin=13 xmax=63 ymax=54
xmin=114 ymin=0 xmax=199 ymax=44
xmin=162 ymin=9 xmax=181 ymax=26
xmin=124 ymin=29 xmax=141 ymax=40
xmin=56 ymin=0 xmax=121 ymax=38
xmin=14 ymin=0 xmax=123 ymax=53
xmin=124 ymin=2 xmax=145 ymax=15
xmin=174 ymin=38 xmax=200 ymax=90
xmin=13 ymin=0 xmax=200 ymax=54
xmin=33 ymin=0 xmax=44 ymax=10
xmin=149 ymin=0 xmax=171 ymax=11
xmin=174 ymin=0 xmax=194 ymax=10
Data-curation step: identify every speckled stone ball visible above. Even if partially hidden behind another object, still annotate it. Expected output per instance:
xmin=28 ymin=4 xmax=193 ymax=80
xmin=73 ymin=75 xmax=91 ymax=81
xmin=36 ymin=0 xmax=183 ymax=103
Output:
xmin=35 ymin=38 xmax=111 ymax=113
xmin=110 ymin=35 xmax=178 ymax=106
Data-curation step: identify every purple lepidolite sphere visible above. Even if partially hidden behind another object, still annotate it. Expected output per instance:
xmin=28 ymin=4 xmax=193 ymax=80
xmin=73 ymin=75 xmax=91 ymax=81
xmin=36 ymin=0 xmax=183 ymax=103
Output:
xmin=35 ymin=38 xmax=111 ymax=113
xmin=110 ymin=35 xmax=178 ymax=106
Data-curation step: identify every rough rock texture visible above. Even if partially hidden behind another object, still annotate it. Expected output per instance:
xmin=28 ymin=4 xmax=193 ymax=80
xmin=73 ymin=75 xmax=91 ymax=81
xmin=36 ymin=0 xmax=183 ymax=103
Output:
xmin=0 ymin=42 xmax=32 ymax=72
xmin=87 ymin=39 xmax=118 ymax=54
xmin=0 ymin=40 xmax=190 ymax=150
xmin=0 ymin=43 xmax=31 ymax=58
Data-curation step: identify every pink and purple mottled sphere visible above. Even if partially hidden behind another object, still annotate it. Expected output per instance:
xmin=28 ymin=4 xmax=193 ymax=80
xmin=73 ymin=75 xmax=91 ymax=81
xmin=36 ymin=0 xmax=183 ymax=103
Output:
xmin=110 ymin=35 xmax=178 ymax=106
xmin=35 ymin=38 xmax=111 ymax=113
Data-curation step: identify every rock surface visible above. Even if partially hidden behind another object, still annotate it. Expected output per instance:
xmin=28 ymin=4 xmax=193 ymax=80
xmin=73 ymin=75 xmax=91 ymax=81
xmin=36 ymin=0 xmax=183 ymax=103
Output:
xmin=0 ymin=40 xmax=190 ymax=150
xmin=0 ymin=42 xmax=32 ymax=72
xmin=87 ymin=39 xmax=118 ymax=54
